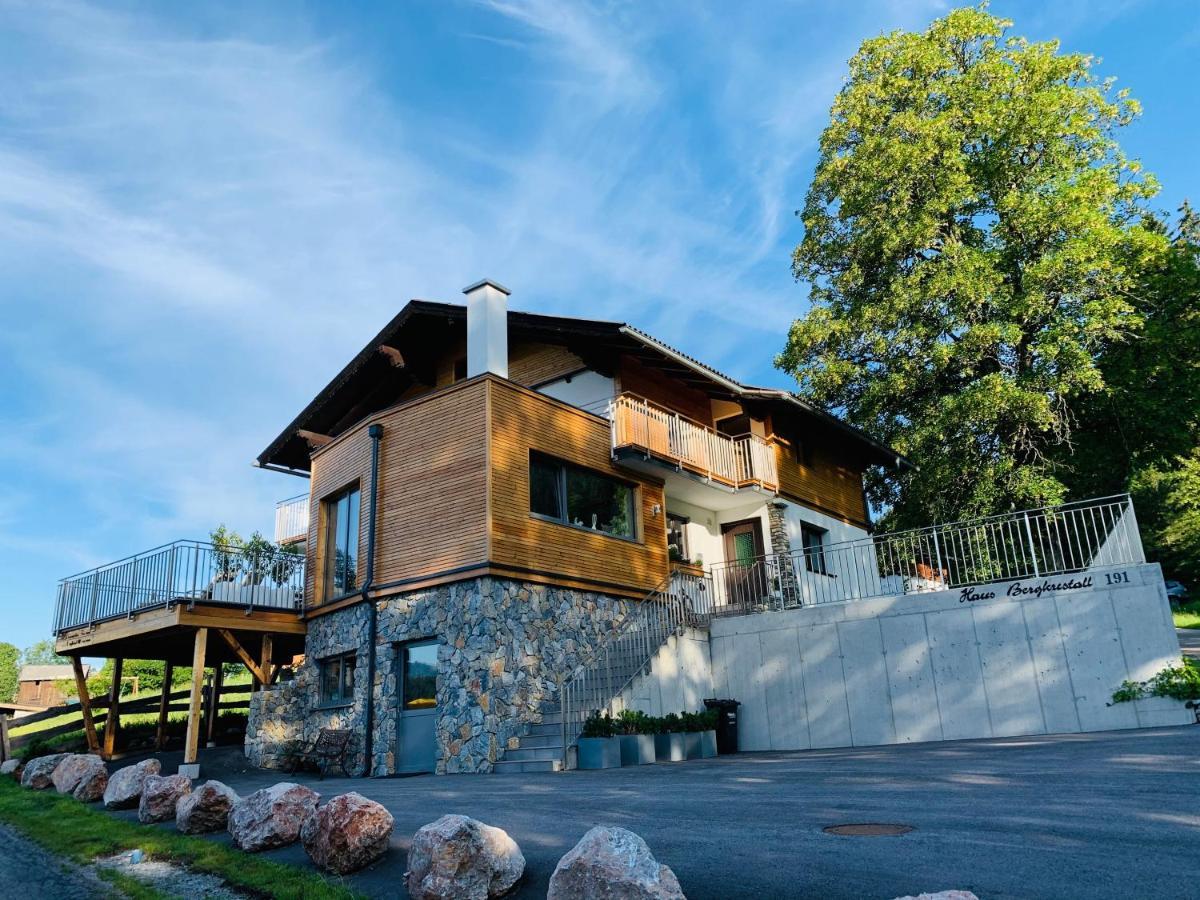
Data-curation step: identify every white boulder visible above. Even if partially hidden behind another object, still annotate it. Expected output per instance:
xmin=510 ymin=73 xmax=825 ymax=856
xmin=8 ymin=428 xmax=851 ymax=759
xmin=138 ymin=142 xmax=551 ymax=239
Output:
xmin=228 ymin=783 xmax=320 ymax=852
xmin=405 ymin=814 xmax=525 ymax=900
xmin=103 ymin=758 xmax=162 ymax=809
xmin=548 ymin=825 xmax=684 ymax=900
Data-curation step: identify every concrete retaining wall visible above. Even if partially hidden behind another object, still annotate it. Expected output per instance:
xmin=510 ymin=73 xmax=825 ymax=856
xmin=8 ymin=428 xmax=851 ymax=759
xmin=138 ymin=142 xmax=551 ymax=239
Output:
xmin=619 ymin=627 xmax=714 ymax=716
xmin=708 ymin=563 xmax=1191 ymax=752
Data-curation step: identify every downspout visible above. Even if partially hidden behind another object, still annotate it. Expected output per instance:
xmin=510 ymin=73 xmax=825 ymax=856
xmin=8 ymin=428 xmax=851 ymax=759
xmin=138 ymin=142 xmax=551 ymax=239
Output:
xmin=361 ymin=422 xmax=384 ymax=776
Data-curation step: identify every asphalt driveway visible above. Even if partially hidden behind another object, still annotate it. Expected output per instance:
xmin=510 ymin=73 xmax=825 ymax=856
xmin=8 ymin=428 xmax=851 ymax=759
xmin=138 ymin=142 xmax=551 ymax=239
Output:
xmin=112 ymin=725 xmax=1200 ymax=900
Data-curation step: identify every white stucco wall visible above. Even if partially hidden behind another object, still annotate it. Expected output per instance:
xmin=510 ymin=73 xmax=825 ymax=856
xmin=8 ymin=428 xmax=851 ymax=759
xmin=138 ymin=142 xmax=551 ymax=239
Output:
xmin=536 ymin=369 xmax=613 ymax=414
xmin=708 ymin=562 xmax=1190 ymax=752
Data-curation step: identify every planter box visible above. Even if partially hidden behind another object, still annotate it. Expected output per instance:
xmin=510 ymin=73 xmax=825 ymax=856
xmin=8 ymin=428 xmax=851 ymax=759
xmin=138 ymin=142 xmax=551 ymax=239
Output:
xmin=700 ymin=729 xmax=718 ymax=759
xmin=654 ymin=733 xmax=686 ymax=762
xmin=578 ymin=737 xmax=621 ymax=770
xmin=683 ymin=732 xmax=702 ymax=760
xmin=619 ymin=734 xmax=656 ymax=766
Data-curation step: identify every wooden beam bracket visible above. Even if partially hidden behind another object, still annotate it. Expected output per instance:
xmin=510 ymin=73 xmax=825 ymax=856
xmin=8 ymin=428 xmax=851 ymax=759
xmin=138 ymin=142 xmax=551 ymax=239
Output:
xmin=377 ymin=345 xmax=406 ymax=368
xmin=297 ymin=429 xmax=334 ymax=449
xmin=217 ymin=628 xmax=271 ymax=684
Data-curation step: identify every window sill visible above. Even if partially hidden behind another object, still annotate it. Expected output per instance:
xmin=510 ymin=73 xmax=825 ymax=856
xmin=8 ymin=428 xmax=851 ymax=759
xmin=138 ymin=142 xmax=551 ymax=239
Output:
xmin=530 ymin=512 xmax=639 ymax=545
xmin=316 ymin=701 xmax=354 ymax=711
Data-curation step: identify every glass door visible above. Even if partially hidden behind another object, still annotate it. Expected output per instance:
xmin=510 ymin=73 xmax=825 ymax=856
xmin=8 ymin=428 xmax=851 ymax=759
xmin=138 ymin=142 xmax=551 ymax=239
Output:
xmin=396 ymin=640 xmax=439 ymax=774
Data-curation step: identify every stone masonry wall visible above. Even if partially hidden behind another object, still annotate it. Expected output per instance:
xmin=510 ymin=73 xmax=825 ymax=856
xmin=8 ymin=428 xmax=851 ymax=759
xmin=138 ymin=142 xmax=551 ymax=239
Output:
xmin=245 ymin=603 xmax=370 ymax=773
xmin=246 ymin=576 xmax=634 ymax=775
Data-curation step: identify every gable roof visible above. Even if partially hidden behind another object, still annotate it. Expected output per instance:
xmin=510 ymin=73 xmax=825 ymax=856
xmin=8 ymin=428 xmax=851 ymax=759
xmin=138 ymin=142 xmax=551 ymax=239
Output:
xmin=19 ymin=664 xmax=85 ymax=682
xmin=256 ymin=300 xmax=909 ymax=473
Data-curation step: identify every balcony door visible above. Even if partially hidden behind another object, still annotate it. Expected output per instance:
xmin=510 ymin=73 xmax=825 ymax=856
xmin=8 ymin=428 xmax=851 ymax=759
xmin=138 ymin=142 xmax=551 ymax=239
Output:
xmin=396 ymin=640 xmax=439 ymax=774
xmin=720 ymin=518 xmax=767 ymax=608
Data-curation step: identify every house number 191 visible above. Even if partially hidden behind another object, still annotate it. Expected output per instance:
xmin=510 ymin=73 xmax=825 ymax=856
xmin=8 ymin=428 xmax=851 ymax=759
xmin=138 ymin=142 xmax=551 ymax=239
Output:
xmin=1105 ymin=571 xmax=1130 ymax=585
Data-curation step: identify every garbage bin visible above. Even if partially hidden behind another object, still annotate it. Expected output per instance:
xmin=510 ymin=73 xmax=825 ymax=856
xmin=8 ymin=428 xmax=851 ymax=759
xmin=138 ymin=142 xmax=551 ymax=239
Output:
xmin=703 ymin=698 xmax=740 ymax=754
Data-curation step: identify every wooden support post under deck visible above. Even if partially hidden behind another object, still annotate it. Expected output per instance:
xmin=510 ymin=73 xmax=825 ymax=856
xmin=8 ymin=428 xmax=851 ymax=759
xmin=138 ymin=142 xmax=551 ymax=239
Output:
xmin=71 ymin=655 xmax=100 ymax=754
xmin=0 ymin=713 xmax=10 ymax=764
xmin=206 ymin=664 xmax=224 ymax=748
xmin=155 ymin=661 xmax=174 ymax=751
xmin=102 ymin=657 xmax=123 ymax=760
xmin=258 ymin=634 xmax=273 ymax=692
xmin=184 ymin=628 xmax=207 ymax=766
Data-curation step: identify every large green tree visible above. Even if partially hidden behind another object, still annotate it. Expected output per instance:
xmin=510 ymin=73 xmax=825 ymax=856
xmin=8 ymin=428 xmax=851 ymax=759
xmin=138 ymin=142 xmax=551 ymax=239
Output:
xmin=0 ymin=642 xmax=19 ymax=704
xmin=21 ymin=639 xmax=69 ymax=667
xmin=1062 ymin=204 xmax=1200 ymax=579
xmin=779 ymin=5 xmax=1166 ymax=527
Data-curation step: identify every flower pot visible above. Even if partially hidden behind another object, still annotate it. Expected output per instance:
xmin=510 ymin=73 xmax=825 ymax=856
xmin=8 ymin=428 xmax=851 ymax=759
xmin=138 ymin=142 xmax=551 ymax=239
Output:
xmin=578 ymin=736 xmax=621 ymax=770
xmin=654 ymin=733 xmax=686 ymax=762
xmin=684 ymin=732 xmax=702 ymax=760
xmin=700 ymin=729 xmax=718 ymax=759
xmin=619 ymin=734 xmax=656 ymax=766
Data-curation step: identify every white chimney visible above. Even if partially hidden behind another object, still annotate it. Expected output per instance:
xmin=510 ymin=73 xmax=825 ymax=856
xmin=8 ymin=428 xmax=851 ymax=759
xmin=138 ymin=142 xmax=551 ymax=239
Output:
xmin=464 ymin=278 xmax=510 ymax=379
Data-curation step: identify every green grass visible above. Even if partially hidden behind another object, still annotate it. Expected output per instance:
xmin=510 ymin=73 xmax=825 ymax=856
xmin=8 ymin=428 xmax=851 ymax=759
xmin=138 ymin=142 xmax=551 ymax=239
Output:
xmin=0 ymin=778 xmax=363 ymax=899
xmin=1172 ymin=599 xmax=1200 ymax=629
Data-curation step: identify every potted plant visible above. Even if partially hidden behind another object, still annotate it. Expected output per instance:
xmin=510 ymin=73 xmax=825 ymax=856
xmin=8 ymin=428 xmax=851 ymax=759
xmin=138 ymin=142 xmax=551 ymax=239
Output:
xmin=653 ymin=713 xmax=686 ymax=762
xmin=615 ymin=710 xmax=655 ymax=766
xmin=577 ymin=711 xmax=620 ymax=770
xmin=698 ymin=708 xmax=718 ymax=758
xmin=681 ymin=711 xmax=703 ymax=760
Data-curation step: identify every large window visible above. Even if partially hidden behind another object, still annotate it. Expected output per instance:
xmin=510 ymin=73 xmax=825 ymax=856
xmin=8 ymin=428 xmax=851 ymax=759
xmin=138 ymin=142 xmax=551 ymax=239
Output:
xmin=530 ymin=453 xmax=635 ymax=539
xmin=318 ymin=652 xmax=356 ymax=706
xmin=800 ymin=523 xmax=828 ymax=575
xmin=323 ymin=484 xmax=361 ymax=600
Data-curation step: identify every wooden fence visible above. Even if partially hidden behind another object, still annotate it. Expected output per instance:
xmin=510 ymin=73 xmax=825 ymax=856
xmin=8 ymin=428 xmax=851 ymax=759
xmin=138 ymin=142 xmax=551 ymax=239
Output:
xmin=0 ymin=684 xmax=252 ymax=762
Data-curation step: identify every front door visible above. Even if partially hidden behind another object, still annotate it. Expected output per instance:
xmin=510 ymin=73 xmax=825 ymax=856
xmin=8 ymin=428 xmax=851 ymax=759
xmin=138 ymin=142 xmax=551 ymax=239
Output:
xmin=720 ymin=518 xmax=768 ymax=608
xmin=396 ymin=640 xmax=439 ymax=774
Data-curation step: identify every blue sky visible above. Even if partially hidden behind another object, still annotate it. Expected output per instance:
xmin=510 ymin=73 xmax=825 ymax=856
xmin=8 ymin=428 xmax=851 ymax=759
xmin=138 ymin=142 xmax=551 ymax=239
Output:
xmin=1 ymin=0 xmax=1197 ymax=654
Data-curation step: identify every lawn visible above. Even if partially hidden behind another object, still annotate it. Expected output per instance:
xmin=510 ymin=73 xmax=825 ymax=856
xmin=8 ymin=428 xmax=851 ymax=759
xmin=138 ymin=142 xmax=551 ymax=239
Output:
xmin=0 ymin=777 xmax=362 ymax=899
xmin=1172 ymin=600 xmax=1200 ymax=629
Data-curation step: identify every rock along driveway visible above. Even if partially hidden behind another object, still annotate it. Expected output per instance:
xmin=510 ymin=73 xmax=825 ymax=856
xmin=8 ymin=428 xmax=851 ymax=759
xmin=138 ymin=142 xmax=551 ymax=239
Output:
xmin=108 ymin=724 xmax=1200 ymax=900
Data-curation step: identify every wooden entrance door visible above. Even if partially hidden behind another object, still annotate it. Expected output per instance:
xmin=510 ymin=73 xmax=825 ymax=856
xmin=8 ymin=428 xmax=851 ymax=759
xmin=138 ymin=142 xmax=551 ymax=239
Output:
xmin=720 ymin=519 xmax=767 ymax=608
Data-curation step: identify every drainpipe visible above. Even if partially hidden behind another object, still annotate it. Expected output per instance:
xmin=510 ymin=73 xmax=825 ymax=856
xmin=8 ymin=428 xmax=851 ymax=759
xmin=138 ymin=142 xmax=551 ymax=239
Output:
xmin=361 ymin=422 xmax=384 ymax=776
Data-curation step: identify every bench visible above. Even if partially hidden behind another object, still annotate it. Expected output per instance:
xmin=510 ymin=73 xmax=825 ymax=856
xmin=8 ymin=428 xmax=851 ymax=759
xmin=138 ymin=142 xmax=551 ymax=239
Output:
xmin=285 ymin=728 xmax=354 ymax=779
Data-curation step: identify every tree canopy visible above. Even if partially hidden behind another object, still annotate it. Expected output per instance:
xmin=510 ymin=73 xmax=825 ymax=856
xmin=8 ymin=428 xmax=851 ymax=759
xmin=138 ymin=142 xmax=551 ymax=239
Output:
xmin=21 ymin=639 xmax=69 ymax=668
xmin=779 ymin=4 xmax=1167 ymax=528
xmin=0 ymin=642 xmax=18 ymax=704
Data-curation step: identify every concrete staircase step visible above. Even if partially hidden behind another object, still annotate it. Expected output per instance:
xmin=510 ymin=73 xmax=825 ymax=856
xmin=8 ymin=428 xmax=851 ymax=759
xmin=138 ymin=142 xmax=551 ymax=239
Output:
xmin=513 ymin=732 xmax=563 ymax=749
xmin=501 ymin=746 xmax=563 ymax=763
xmin=492 ymin=758 xmax=562 ymax=774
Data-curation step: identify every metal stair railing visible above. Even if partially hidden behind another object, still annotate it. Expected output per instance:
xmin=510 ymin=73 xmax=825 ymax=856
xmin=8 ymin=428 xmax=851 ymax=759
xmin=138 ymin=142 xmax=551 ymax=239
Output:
xmin=558 ymin=569 xmax=712 ymax=767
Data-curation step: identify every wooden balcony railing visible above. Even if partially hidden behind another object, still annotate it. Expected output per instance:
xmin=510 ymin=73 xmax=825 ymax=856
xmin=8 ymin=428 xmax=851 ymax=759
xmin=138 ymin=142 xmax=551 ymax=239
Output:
xmin=609 ymin=393 xmax=779 ymax=491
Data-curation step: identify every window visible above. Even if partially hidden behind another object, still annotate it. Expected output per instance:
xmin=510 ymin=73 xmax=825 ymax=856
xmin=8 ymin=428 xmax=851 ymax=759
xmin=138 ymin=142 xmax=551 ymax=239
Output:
xmin=529 ymin=452 xmax=635 ymax=539
xmin=800 ymin=523 xmax=828 ymax=574
xmin=322 ymin=485 xmax=360 ymax=600
xmin=319 ymin=653 xmax=356 ymax=706
xmin=666 ymin=513 xmax=689 ymax=563
xmin=402 ymin=642 xmax=439 ymax=710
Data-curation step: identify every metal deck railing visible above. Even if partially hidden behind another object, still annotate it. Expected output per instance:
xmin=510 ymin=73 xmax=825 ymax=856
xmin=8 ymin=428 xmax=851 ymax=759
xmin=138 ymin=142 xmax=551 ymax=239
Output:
xmin=274 ymin=494 xmax=310 ymax=544
xmin=707 ymin=494 xmax=1143 ymax=616
xmin=53 ymin=539 xmax=306 ymax=634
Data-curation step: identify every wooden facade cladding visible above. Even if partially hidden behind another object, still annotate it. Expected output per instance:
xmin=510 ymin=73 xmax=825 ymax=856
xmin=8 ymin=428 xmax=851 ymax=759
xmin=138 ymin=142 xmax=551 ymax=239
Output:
xmin=304 ymin=375 xmax=669 ymax=615
xmin=487 ymin=378 xmax=668 ymax=596
xmin=773 ymin=439 xmax=869 ymax=527
xmin=616 ymin=356 xmax=713 ymax=426
xmin=306 ymin=379 xmax=490 ymax=607
xmin=508 ymin=342 xmax=586 ymax=386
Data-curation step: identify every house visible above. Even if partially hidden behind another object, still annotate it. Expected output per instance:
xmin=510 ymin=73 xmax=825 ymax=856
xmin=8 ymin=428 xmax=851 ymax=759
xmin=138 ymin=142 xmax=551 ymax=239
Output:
xmin=16 ymin=664 xmax=88 ymax=709
xmin=51 ymin=279 xmax=1189 ymax=776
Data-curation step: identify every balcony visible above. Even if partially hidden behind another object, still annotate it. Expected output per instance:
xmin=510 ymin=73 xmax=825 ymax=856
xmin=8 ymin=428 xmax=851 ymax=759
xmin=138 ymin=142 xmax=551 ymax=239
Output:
xmin=54 ymin=539 xmax=306 ymax=636
xmin=274 ymin=493 xmax=309 ymax=544
xmin=609 ymin=393 xmax=779 ymax=495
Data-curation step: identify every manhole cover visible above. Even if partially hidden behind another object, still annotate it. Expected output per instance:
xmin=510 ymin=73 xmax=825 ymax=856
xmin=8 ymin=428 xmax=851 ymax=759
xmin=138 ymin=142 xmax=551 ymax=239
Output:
xmin=823 ymin=823 xmax=915 ymax=837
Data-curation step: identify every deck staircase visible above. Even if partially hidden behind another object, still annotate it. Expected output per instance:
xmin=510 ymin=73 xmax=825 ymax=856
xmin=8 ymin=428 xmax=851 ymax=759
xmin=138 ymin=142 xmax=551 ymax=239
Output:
xmin=493 ymin=571 xmax=712 ymax=774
